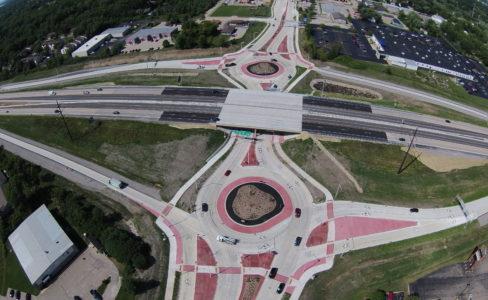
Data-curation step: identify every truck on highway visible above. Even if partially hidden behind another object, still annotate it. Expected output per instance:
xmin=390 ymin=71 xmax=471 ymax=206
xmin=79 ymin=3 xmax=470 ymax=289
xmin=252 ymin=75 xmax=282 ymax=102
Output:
xmin=108 ymin=178 xmax=127 ymax=189
xmin=216 ymin=235 xmax=238 ymax=245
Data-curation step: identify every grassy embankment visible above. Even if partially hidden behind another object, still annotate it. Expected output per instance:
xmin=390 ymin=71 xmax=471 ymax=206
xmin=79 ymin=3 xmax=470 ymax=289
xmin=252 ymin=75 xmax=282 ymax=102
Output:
xmin=212 ymin=5 xmax=271 ymax=18
xmin=0 ymin=116 xmax=226 ymax=201
xmin=301 ymin=222 xmax=488 ymax=299
xmin=282 ymin=139 xmax=488 ymax=207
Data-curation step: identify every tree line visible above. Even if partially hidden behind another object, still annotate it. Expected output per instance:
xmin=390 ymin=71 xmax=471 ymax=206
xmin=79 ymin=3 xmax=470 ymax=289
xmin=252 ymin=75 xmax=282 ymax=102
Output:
xmin=0 ymin=146 xmax=153 ymax=293
xmin=0 ymin=0 xmax=219 ymax=81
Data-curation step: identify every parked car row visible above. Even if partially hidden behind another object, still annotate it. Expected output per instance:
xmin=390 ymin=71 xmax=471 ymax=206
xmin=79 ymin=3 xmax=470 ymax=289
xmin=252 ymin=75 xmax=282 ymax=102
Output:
xmin=8 ymin=289 xmax=31 ymax=300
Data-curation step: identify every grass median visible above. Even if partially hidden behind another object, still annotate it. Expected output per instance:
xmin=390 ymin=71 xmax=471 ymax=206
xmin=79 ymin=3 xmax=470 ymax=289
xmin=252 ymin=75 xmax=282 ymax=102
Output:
xmin=0 ymin=116 xmax=227 ymax=201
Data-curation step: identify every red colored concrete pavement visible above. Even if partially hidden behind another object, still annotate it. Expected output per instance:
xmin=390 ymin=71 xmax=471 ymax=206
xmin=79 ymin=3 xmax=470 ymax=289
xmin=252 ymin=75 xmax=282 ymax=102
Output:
xmin=277 ymin=36 xmax=288 ymax=53
xmin=274 ymin=273 xmax=288 ymax=283
xmin=291 ymin=258 xmax=327 ymax=280
xmin=181 ymin=264 xmax=195 ymax=272
xmin=260 ymin=82 xmax=273 ymax=90
xmin=218 ymin=267 xmax=242 ymax=274
xmin=241 ymin=252 xmax=275 ymax=268
xmin=306 ymin=222 xmax=328 ymax=247
xmin=194 ymin=273 xmax=218 ymax=300
xmin=197 ymin=236 xmax=217 ymax=266
xmin=326 ymin=243 xmax=334 ymax=255
xmin=335 ymin=216 xmax=417 ymax=241
xmin=327 ymin=202 xmax=334 ymax=219
xmin=242 ymin=142 xmax=259 ymax=166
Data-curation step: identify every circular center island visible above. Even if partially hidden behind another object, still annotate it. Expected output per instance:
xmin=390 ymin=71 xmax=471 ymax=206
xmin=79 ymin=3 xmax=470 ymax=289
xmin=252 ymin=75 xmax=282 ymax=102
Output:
xmin=246 ymin=62 xmax=280 ymax=76
xmin=226 ymin=182 xmax=284 ymax=225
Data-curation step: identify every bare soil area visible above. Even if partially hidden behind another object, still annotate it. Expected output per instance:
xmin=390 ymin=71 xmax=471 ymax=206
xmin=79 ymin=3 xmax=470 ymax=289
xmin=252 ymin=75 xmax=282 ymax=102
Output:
xmin=247 ymin=62 xmax=279 ymax=76
xmin=239 ymin=275 xmax=263 ymax=300
xmin=99 ymin=135 xmax=211 ymax=201
xmin=232 ymin=184 xmax=277 ymax=220
xmin=312 ymin=79 xmax=382 ymax=99
xmin=404 ymin=148 xmax=488 ymax=172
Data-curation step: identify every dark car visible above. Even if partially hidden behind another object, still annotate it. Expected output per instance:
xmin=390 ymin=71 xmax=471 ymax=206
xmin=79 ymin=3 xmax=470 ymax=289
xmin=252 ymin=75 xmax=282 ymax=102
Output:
xmin=9 ymin=289 xmax=14 ymax=298
xmin=410 ymin=208 xmax=419 ymax=213
xmin=90 ymin=289 xmax=102 ymax=300
xmin=202 ymin=203 xmax=208 ymax=212
xmin=113 ymin=111 xmax=120 ymax=115
xmin=399 ymin=137 xmax=405 ymax=142
xmin=26 ymin=294 xmax=31 ymax=300
xmin=225 ymin=63 xmax=236 ymax=67
xmin=97 ymin=88 xmax=103 ymax=91
xmin=294 ymin=236 xmax=302 ymax=246
xmin=271 ymin=58 xmax=278 ymax=62
xmin=269 ymin=267 xmax=278 ymax=278
xmin=295 ymin=208 xmax=301 ymax=218
xmin=74 ymin=296 xmax=82 ymax=300
xmin=276 ymin=282 xmax=285 ymax=294
xmin=445 ymin=119 xmax=451 ymax=123
xmin=224 ymin=170 xmax=231 ymax=176
xmin=55 ymin=109 xmax=61 ymax=113
xmin=15 ymin=291 xmax=20 ymax=300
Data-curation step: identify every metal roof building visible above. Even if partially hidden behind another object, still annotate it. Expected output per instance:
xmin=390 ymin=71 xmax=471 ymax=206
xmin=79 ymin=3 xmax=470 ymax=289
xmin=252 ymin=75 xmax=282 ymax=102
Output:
xmin=101 ymin=25 xmax=131 ymax=38
xmin=71 ymin=33 xmax=111 ymax=58
xmin=8 ymin=204 xmax=77 ymax=287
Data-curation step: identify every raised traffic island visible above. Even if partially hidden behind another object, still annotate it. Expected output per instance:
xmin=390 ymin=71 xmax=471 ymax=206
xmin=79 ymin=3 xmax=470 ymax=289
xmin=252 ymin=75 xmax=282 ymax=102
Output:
xmin=226 ymin=182 xmax=284 ymax=225
xmin=216 ymin=176 xmax=293 ymax=234
xmin=246 ymin=62 xmax=280 ymax=76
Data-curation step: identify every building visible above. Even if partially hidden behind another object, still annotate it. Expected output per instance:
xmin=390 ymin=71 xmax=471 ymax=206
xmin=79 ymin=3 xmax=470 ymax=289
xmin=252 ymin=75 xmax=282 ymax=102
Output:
xmin=354 ymin=20 xmax=488 ymax=99
xmin=71 ymin=33 xmax=111 ymax=57
xmin=431 ymin=14 xmax=446 ymax=25
xmin=8 ymin=205 xmax=78 ymax=287
xmin=123 ymin=24 xmax=178 ymax=52
xmin=101 ymin=25 xmax=131 ymax=38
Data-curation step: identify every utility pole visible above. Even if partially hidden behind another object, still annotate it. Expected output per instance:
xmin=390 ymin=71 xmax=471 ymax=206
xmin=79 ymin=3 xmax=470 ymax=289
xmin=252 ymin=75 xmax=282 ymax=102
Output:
xmin=397 ymin=128 xmax=420 ymax=174
xmin=55 ymin=100 xmax=73 ymax=141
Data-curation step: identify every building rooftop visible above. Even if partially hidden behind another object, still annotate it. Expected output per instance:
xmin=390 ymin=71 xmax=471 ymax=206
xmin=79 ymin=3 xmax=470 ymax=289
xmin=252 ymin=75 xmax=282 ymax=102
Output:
xmin=8 ymin=205 xmax=74 ymax=284
xmin=353 ymin=20 xmax=488 ymax=99
xmin=126 ymin=26 xmax=176 ymax=41
xmin=72 ymin=33 xmax=111 ymax=55
xmin=101 ymin=25 xmax=130 ymax=37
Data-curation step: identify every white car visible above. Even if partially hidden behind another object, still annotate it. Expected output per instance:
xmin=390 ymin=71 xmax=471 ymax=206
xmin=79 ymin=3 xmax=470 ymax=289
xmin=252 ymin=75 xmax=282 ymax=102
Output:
xmin=48 ymin=90 xmax=56 ymax=96
xmin=216 ymin=235 xmax=238 ymax=245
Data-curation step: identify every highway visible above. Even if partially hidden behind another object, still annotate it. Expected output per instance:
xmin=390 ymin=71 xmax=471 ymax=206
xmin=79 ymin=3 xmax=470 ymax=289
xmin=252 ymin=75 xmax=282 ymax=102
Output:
xmin=1 ymin=86 xmax=487 ymax=157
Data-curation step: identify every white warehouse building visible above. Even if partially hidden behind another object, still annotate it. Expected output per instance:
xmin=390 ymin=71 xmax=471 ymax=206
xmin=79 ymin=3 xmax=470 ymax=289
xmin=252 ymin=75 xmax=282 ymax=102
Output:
xmin=71 ymin=33 xmax=111 ymax=58
xmin=8 ymin=205 xmax=78 ymax=287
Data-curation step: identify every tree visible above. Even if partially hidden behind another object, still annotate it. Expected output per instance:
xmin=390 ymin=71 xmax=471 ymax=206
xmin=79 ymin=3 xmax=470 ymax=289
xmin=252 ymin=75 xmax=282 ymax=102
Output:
xmin=162 ymin=39 xmax=171 ymax=48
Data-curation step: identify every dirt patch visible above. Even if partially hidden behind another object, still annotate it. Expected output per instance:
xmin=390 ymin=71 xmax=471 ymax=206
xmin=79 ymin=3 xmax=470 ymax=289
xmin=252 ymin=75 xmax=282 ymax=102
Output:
xmin=311 ymin=79 xmax=382 ymax=99
xmin=231 ymin=184 xmax=278 ymax=220
xmin=239 ymin=275 xmax=264 ymax=300
xmin=246 ymin=62 xmax=279 ymax=76
xmin=99 ymin=135 xmax=211 ymax=201
xmin=403 ymin=148 xmax=488 ymax=172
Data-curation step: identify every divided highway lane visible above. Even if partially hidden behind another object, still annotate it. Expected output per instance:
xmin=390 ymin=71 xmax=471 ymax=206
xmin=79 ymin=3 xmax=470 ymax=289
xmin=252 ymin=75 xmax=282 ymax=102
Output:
xmin=303 ymin=115 xmax=488 ymax=149
xmin=304 ymin=105 xmax=488 ymax=140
